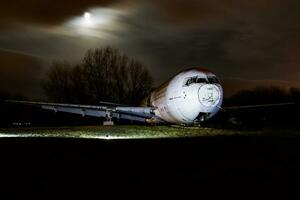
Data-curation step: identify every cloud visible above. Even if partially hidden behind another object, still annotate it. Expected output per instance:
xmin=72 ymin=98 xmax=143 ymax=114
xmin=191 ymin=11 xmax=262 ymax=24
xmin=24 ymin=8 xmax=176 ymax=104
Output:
xmin=0 ymin=0 xmax=124 ymax=26
xmin=1 ymin=0 xmax=300 ymax=98
xmin=0 ymin=50 xmax=45 ymax=98
xmin=154 ymin=0 xmax=275 ymax=24
xmin=116 ymin=0 xmax=300 ymax=83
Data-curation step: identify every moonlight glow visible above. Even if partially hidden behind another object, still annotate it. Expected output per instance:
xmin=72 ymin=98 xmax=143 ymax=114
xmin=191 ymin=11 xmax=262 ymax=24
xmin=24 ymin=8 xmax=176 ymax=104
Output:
xmin=68 ymin=8 xmax=122 ymax=28
xmin=64 ymin=8 xmax=124 ymax=37
xmin=84 ymin=12 xmax=91 ymax=19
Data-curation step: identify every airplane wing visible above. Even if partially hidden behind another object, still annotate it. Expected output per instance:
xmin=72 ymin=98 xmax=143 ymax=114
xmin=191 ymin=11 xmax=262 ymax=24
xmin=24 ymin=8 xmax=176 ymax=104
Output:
xmin=6 ymin=100 xmax=157 ymax=123
xmin=221 ymin=102 xmax=297 ymax=125
xmin=223 ymin=102 xmax=295 ymax=110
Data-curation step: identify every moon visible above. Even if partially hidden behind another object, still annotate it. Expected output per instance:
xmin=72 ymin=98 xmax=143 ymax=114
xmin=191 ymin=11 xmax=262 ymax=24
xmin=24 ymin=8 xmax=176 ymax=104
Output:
xmin=84 ymin=12 xmax=91 ymax=19
xmin=63 ymin=8 xmax=125 ymax=38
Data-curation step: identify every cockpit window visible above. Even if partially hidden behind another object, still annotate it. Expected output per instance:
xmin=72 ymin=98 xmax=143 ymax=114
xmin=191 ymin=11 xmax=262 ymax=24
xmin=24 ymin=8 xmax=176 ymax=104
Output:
xmin=207 ymin=77 xmax=220 ymax=84
xmin=197 ymin=78 xmax=208 ymax=83
xmin=184 ymin=76 xmax=219 ymax=86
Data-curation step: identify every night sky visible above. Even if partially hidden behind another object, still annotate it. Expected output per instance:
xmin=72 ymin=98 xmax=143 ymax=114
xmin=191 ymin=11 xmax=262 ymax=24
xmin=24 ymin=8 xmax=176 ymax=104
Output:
xmin=1 ymin=0 xmax=300 ymax=98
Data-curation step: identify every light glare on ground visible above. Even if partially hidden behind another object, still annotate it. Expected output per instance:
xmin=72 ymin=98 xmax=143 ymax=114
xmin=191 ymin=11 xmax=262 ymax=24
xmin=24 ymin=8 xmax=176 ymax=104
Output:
xmin=0 ymin=125 xmax=262 ymax=139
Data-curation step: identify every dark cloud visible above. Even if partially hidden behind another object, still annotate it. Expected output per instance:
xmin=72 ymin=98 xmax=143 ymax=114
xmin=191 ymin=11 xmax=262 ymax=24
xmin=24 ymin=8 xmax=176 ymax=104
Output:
xmin=0 ymin=26 xmax=102 ymax=61
xmin=0 ymin=50 xmax=45 ymax=98
xmin=1 ymin=0 xmax=300 ymax=98
xmin=155 ymin=0 xmax=274 ymax=24
xmin=0 ymin=0 xmax=123 ymax=26
xmin=117 ymin=0 xmax=300 ymax=83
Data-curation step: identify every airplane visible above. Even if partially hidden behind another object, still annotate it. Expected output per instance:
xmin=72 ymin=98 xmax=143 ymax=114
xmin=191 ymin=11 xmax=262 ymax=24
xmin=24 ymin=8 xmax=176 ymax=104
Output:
xmin=6 ymin=67 xmax=294 ymax=126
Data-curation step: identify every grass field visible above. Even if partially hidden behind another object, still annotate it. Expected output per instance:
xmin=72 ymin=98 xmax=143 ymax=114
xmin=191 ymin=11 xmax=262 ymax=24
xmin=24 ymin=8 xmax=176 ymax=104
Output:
xmin=1 ymin=125 xmax=300 ymax=197
xmin=0 ymin=125 xmax=270 ymax=139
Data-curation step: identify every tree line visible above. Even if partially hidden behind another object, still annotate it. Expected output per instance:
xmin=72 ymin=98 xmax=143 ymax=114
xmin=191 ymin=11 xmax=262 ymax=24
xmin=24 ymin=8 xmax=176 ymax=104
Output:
xmin=42 ymin=46 xmax=153 ymax=105
xmin=225 ymin=86 xmax=300 ymax=106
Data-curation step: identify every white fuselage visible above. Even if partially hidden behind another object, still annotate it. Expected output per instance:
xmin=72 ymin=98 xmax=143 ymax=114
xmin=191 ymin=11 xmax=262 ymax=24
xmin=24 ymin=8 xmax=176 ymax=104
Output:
xmin=144 ymin=68 xmax=223 ymax=124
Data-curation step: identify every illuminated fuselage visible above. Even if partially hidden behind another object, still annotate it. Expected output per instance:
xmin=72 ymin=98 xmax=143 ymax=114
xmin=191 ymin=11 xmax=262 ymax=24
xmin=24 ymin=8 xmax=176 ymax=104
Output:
xmin=142 ymin=68 xmax=223 ymax=124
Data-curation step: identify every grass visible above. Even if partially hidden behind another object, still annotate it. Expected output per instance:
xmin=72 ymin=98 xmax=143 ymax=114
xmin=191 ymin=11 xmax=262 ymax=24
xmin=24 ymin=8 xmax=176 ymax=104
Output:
xmin=0 ymin=125 xmax=264 ymax=139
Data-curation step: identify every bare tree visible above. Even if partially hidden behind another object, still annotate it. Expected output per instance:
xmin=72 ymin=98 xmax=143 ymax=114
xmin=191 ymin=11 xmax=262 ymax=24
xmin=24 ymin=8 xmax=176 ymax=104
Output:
xmin=42 ymin=46 xmax=153 ymax=105
xmin=69 ymin=65 xmax=91 ymax=103
xmin=82 ymin=47 xmax=119 ymax=103
xmin=42 ymin=61 xmax=73 ymax=103
xmin=81 ymin=46 xmax=153 ymax=105
xmin=126 ymin=59 xmax=153 ymax=105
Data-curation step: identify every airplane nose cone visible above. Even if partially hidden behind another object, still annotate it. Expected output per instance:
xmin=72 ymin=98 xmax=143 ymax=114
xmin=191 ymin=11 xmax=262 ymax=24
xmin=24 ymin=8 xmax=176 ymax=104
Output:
xmin=198 ymin=84 xmax=221 ymax=107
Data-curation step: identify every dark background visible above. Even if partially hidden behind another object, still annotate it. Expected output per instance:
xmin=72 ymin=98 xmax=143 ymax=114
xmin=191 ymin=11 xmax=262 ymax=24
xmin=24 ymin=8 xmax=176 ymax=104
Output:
xmin=1 ymin=1 xmax=300 ymax=197
xmin=1 ymin=135 xmax=300 ymax=198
